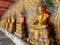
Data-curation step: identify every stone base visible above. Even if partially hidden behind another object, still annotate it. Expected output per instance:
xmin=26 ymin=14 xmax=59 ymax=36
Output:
xmin=0 ymin=27 xmax=29 ymax=45
xmin=27 ymin=37 xmax=40 ymax=45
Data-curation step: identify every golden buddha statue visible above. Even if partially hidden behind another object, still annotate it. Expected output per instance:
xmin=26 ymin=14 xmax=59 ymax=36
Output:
xmin=6 ymin=17 xmax=11 ymax=31
xmin=9 ymin=16 xmax=16 ymax=33
xmin=1 ymin=19 xmax=4 ymax=28
xmin=15 ymin=13 xmax=26 ymax=38
xmin=27 ymin=6 xmax=49 ymax=45
xmin=1 ymin=18 xmax=7 ymax=29
xmin=2 ymin=19 xmax=4 ymax=28
xmin=0 ymin=20 xmax=2 ymax=27
xmin=4 ymin=18 xmax=7 ymax=28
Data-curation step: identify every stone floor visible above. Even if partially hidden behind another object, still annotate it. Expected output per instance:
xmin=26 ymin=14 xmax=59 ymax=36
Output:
xmin=0 ymin=30 xmax=16 ymax=45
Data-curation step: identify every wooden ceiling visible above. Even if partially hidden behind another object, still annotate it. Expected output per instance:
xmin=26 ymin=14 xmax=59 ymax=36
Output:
xmin=0 ymin=0 xmax=15 ymax=17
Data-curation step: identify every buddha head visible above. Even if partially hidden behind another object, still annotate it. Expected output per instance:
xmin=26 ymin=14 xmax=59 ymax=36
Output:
xmin=11 ymin=16 xmax=15 ymax=22
xmin=38 ymin=6 xmax=44 ymax=13
xmin=8 ymin=17 xmax=11 ymax=23
xmin=5 ymin=18 xmax=7 ymax=23
xmin=11 ymin=16 xmax=14 ymax=19
xmin=20 ymin=12 xmax=24 ymax=17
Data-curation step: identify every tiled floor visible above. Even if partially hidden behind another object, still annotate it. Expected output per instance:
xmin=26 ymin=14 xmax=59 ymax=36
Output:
xmin=0 ymin=30 xmax=16 ymax=45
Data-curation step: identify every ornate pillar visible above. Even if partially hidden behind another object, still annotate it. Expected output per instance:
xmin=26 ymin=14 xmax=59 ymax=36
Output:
xmin=54 ymin=0 xmax=60 ymax=43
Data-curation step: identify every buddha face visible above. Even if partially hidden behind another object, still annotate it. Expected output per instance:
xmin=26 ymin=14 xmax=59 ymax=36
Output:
xmin=38 ymin=6 xmax=44 ymax=13
xmin=12 ymin=16 xmax=14 ymax=19
xmin=20 ymin=14 xmax=22 ymax=17
xmin=8 ymin=17 xmax=10 ymax=23
xmin=20 ymin=12 xmax=24 ymax=17
xmin=11 ymin=16 xmax=15 ymax=22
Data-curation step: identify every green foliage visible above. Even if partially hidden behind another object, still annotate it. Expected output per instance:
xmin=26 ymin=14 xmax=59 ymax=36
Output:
xmin=40 ymin=0 xmax=54 ymax=7
xmin=45 ymin=0 xmax=54 ymax=7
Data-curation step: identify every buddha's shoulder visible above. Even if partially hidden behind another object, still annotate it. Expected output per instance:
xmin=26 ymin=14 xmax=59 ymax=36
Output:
xmin=44 ymin=13 xmax=49 ymax=17
xmin=37 ymin=13 xmax=49 ymax=18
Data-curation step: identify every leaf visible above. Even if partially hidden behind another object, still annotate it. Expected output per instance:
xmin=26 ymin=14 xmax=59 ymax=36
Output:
xmin=45 ymin=0 xmax=54 ymax=7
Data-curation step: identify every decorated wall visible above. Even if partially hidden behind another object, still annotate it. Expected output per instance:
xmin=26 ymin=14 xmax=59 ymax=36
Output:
xmin=0 ymin=0 xmax=60 ymax=45
xmin=1 ymin=0 xmax=58 ymax=27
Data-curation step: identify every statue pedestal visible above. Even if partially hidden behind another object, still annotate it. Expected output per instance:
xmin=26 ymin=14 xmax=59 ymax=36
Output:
xmin=9 ymin=23 xmax=16 ymax=33
xmin=15 ymin=23 xmax=25 ymax=38
xmin=6 ymin=23 xmax=10 ymax=31
xmin=27 ymin=24 xmax=49 ymax=45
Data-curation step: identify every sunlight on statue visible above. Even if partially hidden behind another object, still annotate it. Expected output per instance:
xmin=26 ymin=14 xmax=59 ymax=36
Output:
xmin=27 ymin=6 xmax=49 ymax=45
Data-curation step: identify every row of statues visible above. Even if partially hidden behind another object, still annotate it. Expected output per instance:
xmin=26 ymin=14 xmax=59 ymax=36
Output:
xmin=0 ymin=16 xmax=16 ymax=33
xmin=0 ymin=13 xmax=26 ymax=38
xmin=0 ymin=6 xmax=53 ymax=45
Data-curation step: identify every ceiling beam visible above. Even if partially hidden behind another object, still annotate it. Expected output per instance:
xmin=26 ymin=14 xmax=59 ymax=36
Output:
xmin=0 ymin=0 xmax=12 ymax=5
xmin=8 ymin=0 xmax=15 ymax=3
xmin=0 ymin=0 xmax=12 ymax=8
xmin=0 ymin=8 xmax=6 ymax=12
xmin=0 ymin=14 xmax=3 ymax=16
xmin=0 ymin=12 xmax=4 ymax=15
xmin=0 ymin=12 xmax=3 ymax=13
xmin=0 ymin=5 xmax=10 ymax=9
xmin=0 ymin=0 xmax=15 ymax=3
xmin=0 ymin=0 xmax=15 ymax=17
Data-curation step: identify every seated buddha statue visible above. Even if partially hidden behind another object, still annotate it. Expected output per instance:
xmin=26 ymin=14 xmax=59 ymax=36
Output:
xmin=15 ymin=13 xmax=26 ymax=38
xmin=9 ymin=16 xmax=16 ymax=33
xmin=2 ymin=19 xmax=4 ymax=28
xmin=0 ymin=20 xmax=3 ymax=27
xmin=4 ymin=18 xmax=7 ymax=28
xmin=27 ymin=6 xmax=49 ymax=45
xmin=6 ymin=17 xmax=11 ymax=31
xmin=0 ymin=18 xmax=7 ymax=28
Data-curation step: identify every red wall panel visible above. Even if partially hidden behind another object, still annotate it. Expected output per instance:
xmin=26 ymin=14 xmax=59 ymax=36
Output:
xmin=0 ymin=0 xmax=15 ymax=16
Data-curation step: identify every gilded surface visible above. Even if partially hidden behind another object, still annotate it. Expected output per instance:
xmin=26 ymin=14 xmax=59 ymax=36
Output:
xmin=9 ymin=16 xmax=16 ymax=33
xmin=27 ymin=6 xmax=49 ymax=45
xmin=6 ymin=17 xmax=11 ymax=31
xmin=15 ymin=13 xmax=25 ymax=38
